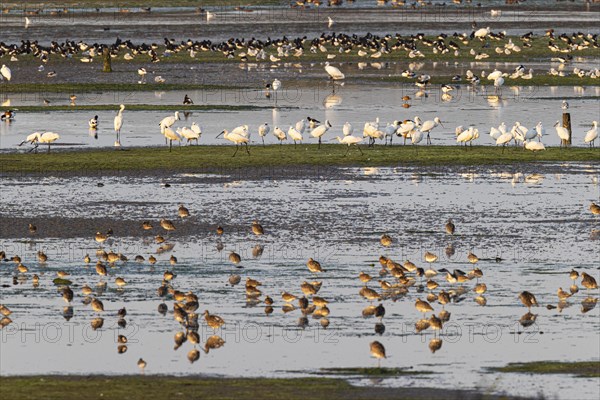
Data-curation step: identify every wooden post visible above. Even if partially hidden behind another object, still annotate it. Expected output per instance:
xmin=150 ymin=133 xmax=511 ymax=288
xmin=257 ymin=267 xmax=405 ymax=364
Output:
xmin=562 ymin=112 xmax=572 ymax=146
xmin=102 ymin=47 xmax=112 ymax=73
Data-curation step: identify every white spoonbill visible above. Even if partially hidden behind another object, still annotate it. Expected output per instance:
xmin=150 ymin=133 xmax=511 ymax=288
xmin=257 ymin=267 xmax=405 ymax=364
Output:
xmin=159 ymin=111 xmax=180 ymax=134
xmin=343 ymin=121 xmax=353 ymax=137
xmin=420 ymin=117 xmax=443 ymax=145
xmin=384 ymin=121 xmax=400 ymax=145
xmin=258 ymin=122 xmax=270 ymax=145
xmin=397 ymin=119 xmax=419 ymax=145
xmin=457 ymin=126 xmax=477 ymax=146
xmin=163 ymin=127 xmax=182 ymax=151
xmin=19 ymin=132 xmax=60 ymax=153
xmin=288 ymin=126 xmax=303 ymax=148
xmin=295 ymin=119 xmax=306 ymax=134
xmin=554 ymin=121 xmax=570 ymax=147
xmin=191 ymin=122 xmax=202 ymax=137
xmin=176 ymin=127 xmax=200 ymax=145
xmin=524 ymin=140 xmax=546 ymax=152
xmin=272 ymin=79 xmax=281 ymax=106
xmin=217 ymin=129 xmax=250 ymax=157
xmin=310 ymin=120 xmax=332 ymax=149
xmin=325 ymin=62 xmax=345 ymax=81
xmin=272 ymin=126 xmax=286 ymax=145
xmin=584 ymin=121 xmax=598 ymax=147
xmin=493 ymin=76 xmax=504 ymax=93
xmin=114 ymin=104 xmax=125 ymax=145
xmin=231 ymin=124 xmax=249 ymax=137
xmin=1 ymin=65 xmax=12 ymax=81
xmin=325 ymin=62 xmax=344 ymax=93
xmin=534 ymin=122 xmax=546 ymax=142
xmin=335 ymin=135 xmax=364 ymax=155
xmin=496 ymin=130 xmax=513 ymax=153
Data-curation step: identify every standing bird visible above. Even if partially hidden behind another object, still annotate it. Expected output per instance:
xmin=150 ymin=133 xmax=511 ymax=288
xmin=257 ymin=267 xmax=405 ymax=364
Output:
xmin=287 ymin=126 xmax=303 ymax=148
xmin=183 ymin=94 xmax=193 ymax=105
xmin=310 ymin=120 xmax=332 ymax=149
xmin=584 ymin=121 xmax=598 ymax=147
xmin=581 ymin=272 xmax=598 ymax=290
xmin=419 ymin=117 xmax=443 ymax=145
xmin=324 ymin=62 xmax=344 ymax=92
xmin=554 ymin=121 xmax=570 ymax=147
xmin=159 ymin=111 xmax=180 ymax=134
xmin=369 ymin=341 xmax=386 ymax=367
xmin=445 ymin=219 xmax=455 ymax=235
xmin=534 ymin=122 xmax=546 ymax=142
xmin=342 ymin=122 xmax=353 ymax=137
xmin=271 ymin=79 xmax=281 ymax=106
xmin=137 ymin=67 xmax=147 ymax=83
xmin=335 ymin=135 xmax=364 ymax=156
xmin=1 ymin=65 xmax=12 ymax=81
xmin=519 ymin=291 xmax=539 ymax=310
xmin=561 ymin=100 xmax=569 ymax=110
xmin=216 ymin=130 xmax=250 ymax=157
xmin=113 ymin=104 xmax=125 ymax=146
xmin=162 ymin=127 xmax=182 ymax=151
xmin=258 ymin=123 xmax=270 ymax=145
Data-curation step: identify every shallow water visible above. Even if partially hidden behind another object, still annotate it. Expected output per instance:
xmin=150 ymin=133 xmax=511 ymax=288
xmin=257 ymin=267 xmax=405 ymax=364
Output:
xmin=1 ymin=4 xmax=599 ymax=44
xmin=0 ymin=164 xmax=599 ymax=399
xmin=1 ymin=84 xmax=599 ymax=150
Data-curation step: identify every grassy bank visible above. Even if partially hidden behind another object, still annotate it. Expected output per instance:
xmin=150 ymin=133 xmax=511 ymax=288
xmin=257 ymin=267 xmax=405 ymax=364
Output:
xmin=490 ymin=361 xmax=600 ymax=378
xmin=0 ymin=375 xmax=527 ymax=400
xmin=1 ymin=145 xmax=598 ymax=174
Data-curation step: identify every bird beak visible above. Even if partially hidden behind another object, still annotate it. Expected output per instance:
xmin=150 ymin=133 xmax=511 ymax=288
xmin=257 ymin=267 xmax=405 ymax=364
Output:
xmin=216 ymin=131 xmax=224 ymax=138
xmin=439 ymin=122 xmax=445 ymax=128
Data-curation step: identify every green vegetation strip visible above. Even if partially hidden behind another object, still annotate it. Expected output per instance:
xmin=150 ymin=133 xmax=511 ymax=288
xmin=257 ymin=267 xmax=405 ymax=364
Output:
xmin=0 ymin=375 xmax=523 ymax=400
xmin=0 ymin=83 xmax=248 ymax=94
xmin=1 ymin=145 xmax=598 ymax=174
xmin=9 ymin=104 xmax=271 ymax=112
xmin=490 ymin=361 xmax=600 ymax=378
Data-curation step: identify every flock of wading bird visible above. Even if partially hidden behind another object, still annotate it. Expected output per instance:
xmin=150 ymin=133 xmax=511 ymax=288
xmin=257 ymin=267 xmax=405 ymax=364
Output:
xmin=1 ymin=202 xmax=599 ymax=369
xmin=11 ymin=103 xmax=599 ymax=154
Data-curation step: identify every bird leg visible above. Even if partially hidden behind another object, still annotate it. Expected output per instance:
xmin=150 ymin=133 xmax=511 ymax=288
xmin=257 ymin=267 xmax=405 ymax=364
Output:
xmin=169 ymin=140 xmax=172 ymax=152
xmin=357 ymin=145 xmax=364 ymax=155
xmin=245 ymin=142 xmax=250 ymax=156
xmin=318 ymin=137 xmax=321 ymax=149
xmin=344 ymin=146 xmax=350 ymax=156
xmin=427 ymin=133 xmax=431 ymax=145
xmin=232 ymin=144 xmax=239 ymax=157
xmin=261 ymin=137 xmax=265 ymax=146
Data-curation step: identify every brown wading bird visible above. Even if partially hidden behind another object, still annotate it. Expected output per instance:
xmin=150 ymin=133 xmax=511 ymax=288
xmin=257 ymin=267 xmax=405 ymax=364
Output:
xmin=590 ymin=202 xmax=600 ymax=215
xmin=519 ymin=291 xmax=539 ymax=310
xmin=178 ymin=204 xmax=190 ymax=218
xmin=251 ymin=220 xmax=264 ymax=235
xmin=380 ymin=234 xmax=392 ymax=247
xmin=307 ymin=258 xmax=324 ymax=274
xmin=160 ymin=219 xmax=176 ymax=231
xmin=203 ymin=310 xmax=225 ymax=330
xmin=445 ymin=219 xmax=455 ymax=235
xmin=369 ymin=341 xmax=386 ymax=367
xmin=581 ymin=273 xmax=598 ymax=290
xmin=415 ymin=298 xmax=434 ymax=314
